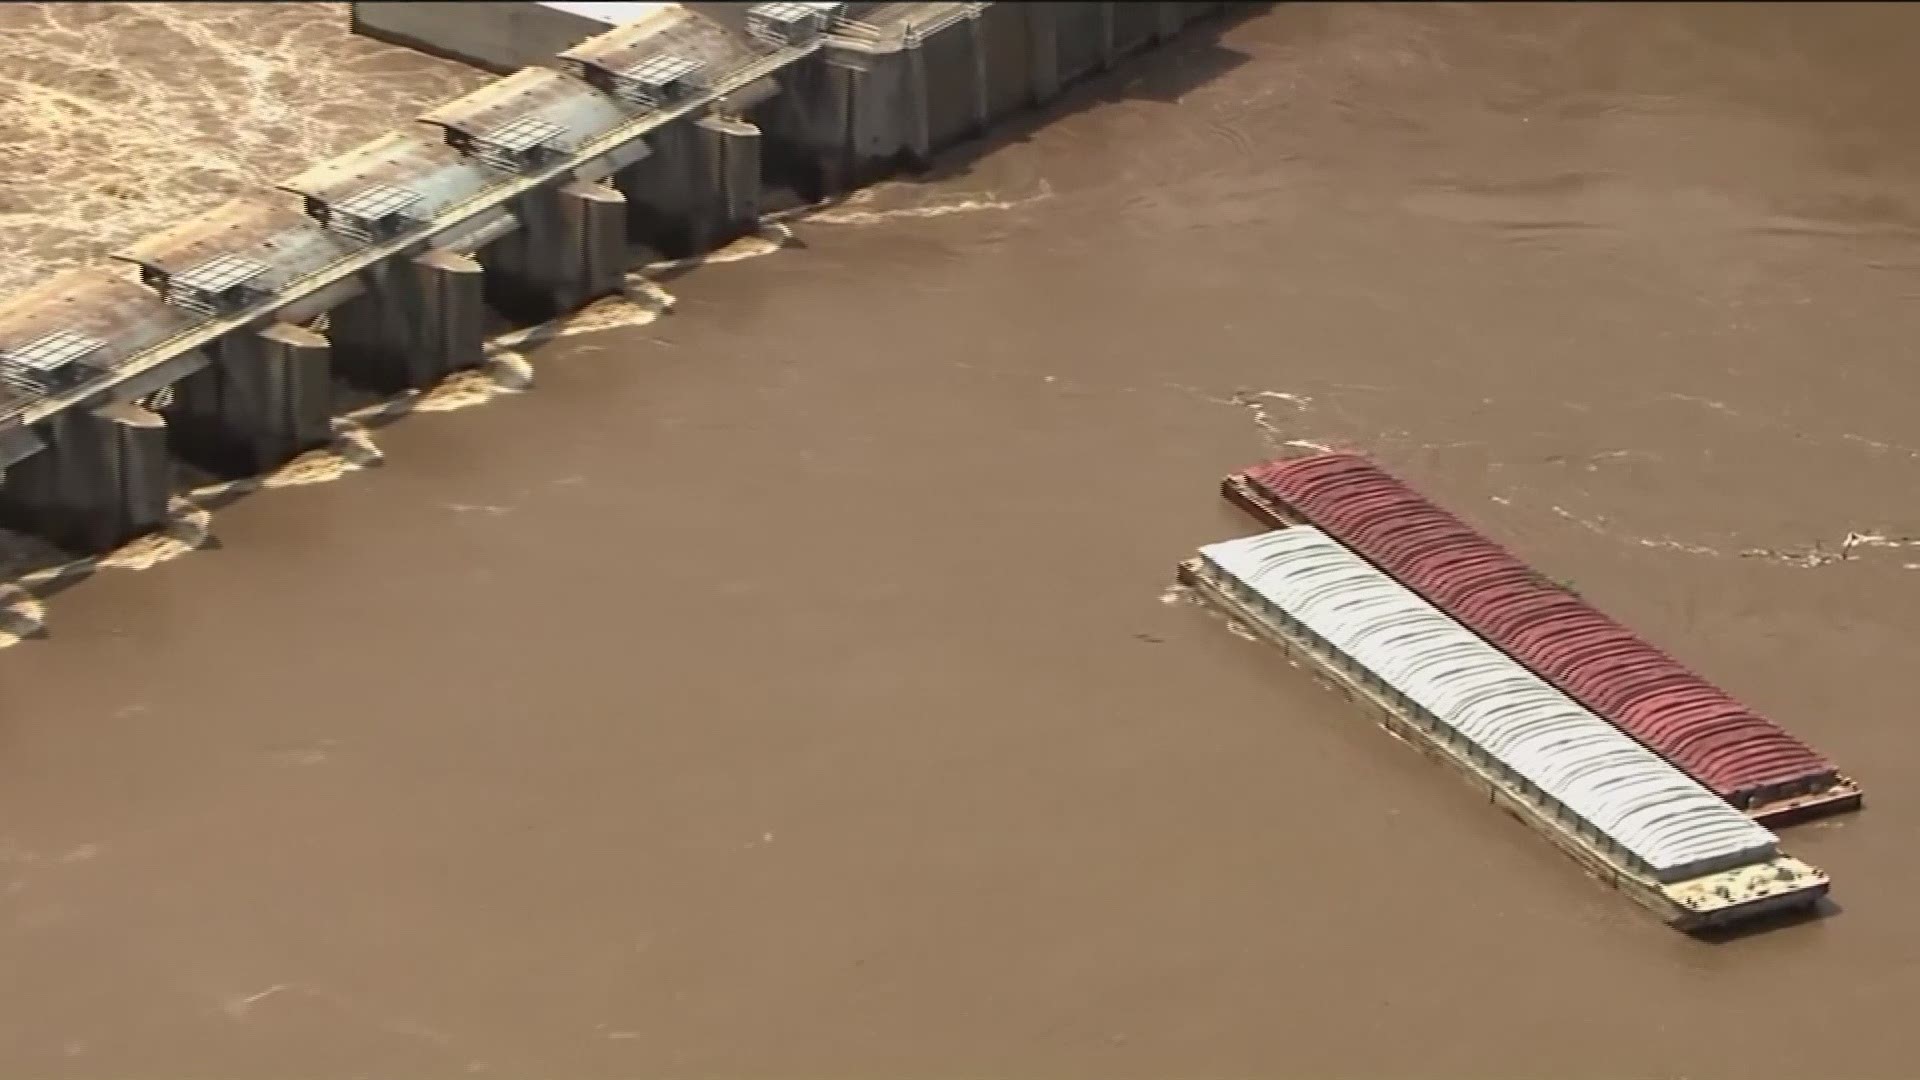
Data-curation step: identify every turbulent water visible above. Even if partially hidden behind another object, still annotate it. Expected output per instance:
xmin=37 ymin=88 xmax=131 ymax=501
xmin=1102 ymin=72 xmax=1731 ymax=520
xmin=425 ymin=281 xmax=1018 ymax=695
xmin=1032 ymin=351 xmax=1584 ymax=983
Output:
xmin=0 ymin=2 xmax=489 ymax=298
xmin=2 ymin=3 xmax=1918 ymax=1076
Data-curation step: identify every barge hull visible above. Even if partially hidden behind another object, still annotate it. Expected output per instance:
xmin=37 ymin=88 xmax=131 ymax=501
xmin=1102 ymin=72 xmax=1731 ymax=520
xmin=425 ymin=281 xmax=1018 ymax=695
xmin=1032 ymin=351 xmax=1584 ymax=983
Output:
xmin=1175 ymin=556 xmax=1829 ymax=932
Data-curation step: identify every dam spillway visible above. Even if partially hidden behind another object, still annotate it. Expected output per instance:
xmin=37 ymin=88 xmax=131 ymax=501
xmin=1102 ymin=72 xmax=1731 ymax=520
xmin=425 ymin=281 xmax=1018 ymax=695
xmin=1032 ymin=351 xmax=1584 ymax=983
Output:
xmin=0 ymin=1 xmax=1242 ymax=558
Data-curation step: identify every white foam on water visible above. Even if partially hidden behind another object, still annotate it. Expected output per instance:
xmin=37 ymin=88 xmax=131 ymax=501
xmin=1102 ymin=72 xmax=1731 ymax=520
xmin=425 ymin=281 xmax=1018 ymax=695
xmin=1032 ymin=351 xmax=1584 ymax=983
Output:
xmin=0 ymin=585 xmax=46 ymax=648
xmin=93 ymin=501 xmax=212 ymax=572
xmin=411 ymin=354 xmax=534 ymax=414
xmin=805 ymin=182 xmax=1055 ymax=226
xmin=644 ymin=222 xmax=795 ymax=273
xmin=485 ymin=286 xmax=677 ymax=354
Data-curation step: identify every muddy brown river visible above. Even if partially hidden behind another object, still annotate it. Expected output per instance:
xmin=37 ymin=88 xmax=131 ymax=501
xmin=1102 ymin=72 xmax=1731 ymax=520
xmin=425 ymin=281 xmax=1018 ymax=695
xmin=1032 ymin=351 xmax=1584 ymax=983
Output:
xmin=1 ymin=3 xmax=1917 ymax=1076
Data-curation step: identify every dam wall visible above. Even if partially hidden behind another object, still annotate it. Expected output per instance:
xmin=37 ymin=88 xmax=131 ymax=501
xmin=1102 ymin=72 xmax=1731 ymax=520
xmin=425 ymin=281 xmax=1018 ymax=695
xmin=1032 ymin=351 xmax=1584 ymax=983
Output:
xmin=347 ymin=3 xmax=671 ymax=76
xmin=0 ymin=1 xmax=1240 ymax=557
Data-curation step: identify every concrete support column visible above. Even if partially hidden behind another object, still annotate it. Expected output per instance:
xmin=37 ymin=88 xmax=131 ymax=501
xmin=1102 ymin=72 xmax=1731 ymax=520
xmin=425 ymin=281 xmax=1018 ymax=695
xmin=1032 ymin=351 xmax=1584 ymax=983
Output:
xmin=561 ymin=179 xmax=628 ymax=303
xmin=1099 ymin=2 xmax=1118 ymax=70
xmin=479 ymin=184 xmax=618 ymax=325
xmin=966 ymin=12 xmax=991 ymax=133
xmin=718 ymin=120 xmax=763 ymax=231
xmin=0 ymin=402 xmax=170 ymax=554
xmin=168 ymin=323 xmax=332 ymax=474
xmin=331 ymin=249 xmax=484 ymax=393
xmin=613 ymin=127 xmax=697 ymax=259
xmin=413 ymin=248 xmax=487 ymax=386
xmin=692 ymin=116 xmax=762 ymax=253
xmin=1028 ymin=3 xmax=1061 ymax=103
xmin=819 ymin=61 xmax=864 ymax=192
xmin=905 ymin=38 xmax=934 ymax=164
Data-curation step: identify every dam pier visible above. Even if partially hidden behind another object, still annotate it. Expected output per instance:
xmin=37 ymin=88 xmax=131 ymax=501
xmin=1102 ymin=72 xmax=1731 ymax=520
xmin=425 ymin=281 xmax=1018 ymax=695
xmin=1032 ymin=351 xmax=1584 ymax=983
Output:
xmin=0 ymin=1 xmax=1236 ymax=557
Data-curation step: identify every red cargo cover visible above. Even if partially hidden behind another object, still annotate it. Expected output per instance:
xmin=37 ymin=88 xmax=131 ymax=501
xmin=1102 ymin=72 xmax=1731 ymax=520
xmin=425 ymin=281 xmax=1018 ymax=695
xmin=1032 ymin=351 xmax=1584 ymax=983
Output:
xmin=1235 ymin=452 xmax=1844 ymax=812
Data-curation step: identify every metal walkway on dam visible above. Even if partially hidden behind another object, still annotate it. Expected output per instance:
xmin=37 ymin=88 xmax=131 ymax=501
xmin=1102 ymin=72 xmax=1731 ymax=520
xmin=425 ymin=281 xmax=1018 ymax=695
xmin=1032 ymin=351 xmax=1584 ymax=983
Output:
xmin=0 ymin=1 xmax=1234 ymax=555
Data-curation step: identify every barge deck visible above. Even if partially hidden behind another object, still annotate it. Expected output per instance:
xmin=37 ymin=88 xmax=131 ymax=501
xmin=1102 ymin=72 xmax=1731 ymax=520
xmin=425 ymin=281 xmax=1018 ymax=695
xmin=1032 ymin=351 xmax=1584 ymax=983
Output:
xmin=1176 ymin=552 xmax=1830 ymax=932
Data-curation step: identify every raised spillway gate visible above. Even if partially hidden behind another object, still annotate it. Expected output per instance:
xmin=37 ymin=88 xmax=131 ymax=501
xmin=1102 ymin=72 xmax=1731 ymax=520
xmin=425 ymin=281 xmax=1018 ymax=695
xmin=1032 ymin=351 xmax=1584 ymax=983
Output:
xmin=0 ymin=2 xmax=1239 ymax=555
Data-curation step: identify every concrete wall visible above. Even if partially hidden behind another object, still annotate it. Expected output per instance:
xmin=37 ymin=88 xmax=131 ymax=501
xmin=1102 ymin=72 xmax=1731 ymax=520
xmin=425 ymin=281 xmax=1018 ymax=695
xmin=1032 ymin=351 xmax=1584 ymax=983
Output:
xmin=1055 ymin=3 xmax=1109 ymax=84
xmin=920 ymin=18 xmax=987 ymax=153
xmin=164 ymin=324 xmax=331 ymax=476
xmin=616 ymin=115 xmax=764 ymax=256
xmin=978 ymin=4 xmax=1037 ymax=123
xmin=0 ymin=403 xmax=170 ymax=553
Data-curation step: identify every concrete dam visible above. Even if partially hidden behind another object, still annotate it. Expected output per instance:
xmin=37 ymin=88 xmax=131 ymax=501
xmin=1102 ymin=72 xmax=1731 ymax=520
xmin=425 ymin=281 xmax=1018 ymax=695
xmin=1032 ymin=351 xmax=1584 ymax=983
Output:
xmin=0 ymin=1 xmax=1238 ymax=558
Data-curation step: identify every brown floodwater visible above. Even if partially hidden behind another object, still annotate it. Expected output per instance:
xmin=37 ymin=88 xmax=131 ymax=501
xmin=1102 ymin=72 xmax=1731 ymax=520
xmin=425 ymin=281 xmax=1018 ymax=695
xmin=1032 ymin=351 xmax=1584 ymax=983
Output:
xmin=3 ymin=2 xmax=1919 ymax=1076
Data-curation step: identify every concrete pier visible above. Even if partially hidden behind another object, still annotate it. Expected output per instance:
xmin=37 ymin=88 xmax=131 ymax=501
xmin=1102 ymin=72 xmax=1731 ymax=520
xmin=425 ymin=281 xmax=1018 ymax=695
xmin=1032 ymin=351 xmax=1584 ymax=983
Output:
xmin=0 ymin=268 xmax=196 ymax=552
xmin=916 ymin=8 xmax=992 ymax=159
xmin=1026 ymin=4 xmax=1062 ymax=103
xmin=0 ymin=0 xmax=1241 ymax=555
xmin=616 ymin=116 xmax=763 ymax=256
xmin=418 ymin=65 xmax=641 ymax=320
xmin=279 ymin=130 xmax=505 ymax=391
xmin=414 ymin=249 xmax=490 ymax=384
xmin=327 ymin=247 xmax=489 ymax=393
xmin=977 ymin=4 xmax=1037 ymax=123
xmin=0 ymin=402 xmax=170 ymax=553
xmin=701 ymin=117 xmax=764 ymax=245
xmin=1054 ymin=3 xmax=1110 ymax=83
xmin=477 ymin=180 xmax=630 ymax=322
xmin=749 ymin=54 xmax=843 ymax=199
xmin=557 ymin=7 xmax=771 ymax=246
xmin=567 ymin=180 xmax=633 ymax=300
xmin=165 ymin=323 xmax=332 ymax=475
